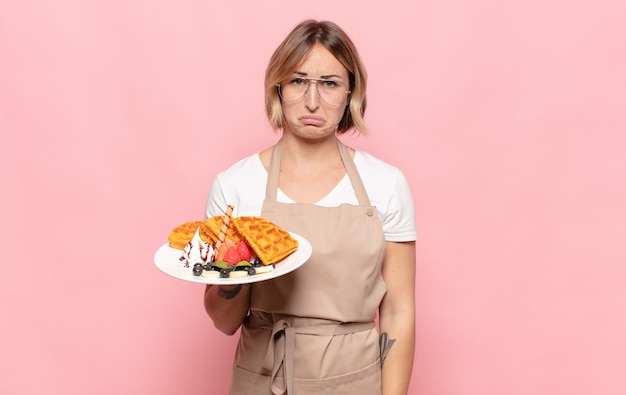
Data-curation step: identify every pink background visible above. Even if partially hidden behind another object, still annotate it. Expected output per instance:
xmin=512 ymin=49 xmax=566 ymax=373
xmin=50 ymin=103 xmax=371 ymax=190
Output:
xmin=1 ymin=1 xmax=625 ymax=394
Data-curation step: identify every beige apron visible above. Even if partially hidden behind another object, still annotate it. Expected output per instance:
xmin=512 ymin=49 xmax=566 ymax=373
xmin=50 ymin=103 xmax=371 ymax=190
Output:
xmin=230 ymin=139 xmax=388 ymax=395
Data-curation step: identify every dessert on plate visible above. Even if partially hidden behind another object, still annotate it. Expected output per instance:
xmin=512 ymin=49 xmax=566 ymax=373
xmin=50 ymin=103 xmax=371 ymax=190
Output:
xmin=167 ymin=205 xmax=298 ymax=279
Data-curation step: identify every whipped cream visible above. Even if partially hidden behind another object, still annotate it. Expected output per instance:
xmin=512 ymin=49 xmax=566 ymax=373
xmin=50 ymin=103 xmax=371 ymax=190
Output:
xmin=180 ymin=228 xmax=214 ymax=268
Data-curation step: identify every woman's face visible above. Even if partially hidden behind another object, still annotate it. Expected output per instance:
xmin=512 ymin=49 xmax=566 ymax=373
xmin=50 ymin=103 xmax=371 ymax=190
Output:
xmin=280 ymin=44 xmax=350 ymax=140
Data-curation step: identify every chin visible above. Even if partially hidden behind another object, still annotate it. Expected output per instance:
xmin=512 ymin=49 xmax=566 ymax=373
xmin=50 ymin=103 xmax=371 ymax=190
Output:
xmin=298 ymin=131 xmax=336 ymax=142
xmin=297 ymin=125 xmax=337 ymax=137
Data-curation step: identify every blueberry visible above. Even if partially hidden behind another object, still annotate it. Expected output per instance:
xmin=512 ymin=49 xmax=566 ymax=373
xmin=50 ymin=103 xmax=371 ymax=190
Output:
xmin=247 ymin=267 xmax=256 ymax=276
xmin=192 ymin=263 xmax=203 ymax=276
xmin=220 ymin=268 xmax=230 ymax=278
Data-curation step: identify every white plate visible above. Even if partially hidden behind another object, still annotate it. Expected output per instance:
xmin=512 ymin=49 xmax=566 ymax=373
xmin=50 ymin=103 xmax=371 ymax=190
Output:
xmin=154 ymin=233 xmax=312 ymax=285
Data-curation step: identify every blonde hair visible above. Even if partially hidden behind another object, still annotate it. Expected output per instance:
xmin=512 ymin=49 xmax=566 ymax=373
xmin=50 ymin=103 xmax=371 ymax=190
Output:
xmin=265 ymin=20 xmax=368 ymax=135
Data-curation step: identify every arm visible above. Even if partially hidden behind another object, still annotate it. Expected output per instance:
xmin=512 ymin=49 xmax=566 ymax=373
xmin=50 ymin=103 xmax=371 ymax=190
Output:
xmin=204 ymin=284 xmax=251 ymax=335
xmin=379 ymin=240 xmax=416 ymax=395
xmin=202 ymin=176 xmax=251 ymax=335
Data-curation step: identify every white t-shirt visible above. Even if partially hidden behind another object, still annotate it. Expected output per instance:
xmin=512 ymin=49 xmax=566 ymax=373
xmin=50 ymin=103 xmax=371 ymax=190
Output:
xmin=205 ymin=150 xmax=417 ymax=242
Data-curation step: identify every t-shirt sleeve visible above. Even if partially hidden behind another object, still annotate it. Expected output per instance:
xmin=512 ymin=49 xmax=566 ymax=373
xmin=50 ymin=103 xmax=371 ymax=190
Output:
xmin=203 ymin=155 xmax=267 ymax=218
xmin=204 ymin=175 xmax=229 ymax=219
xmin=382 ymin=169 xmax=418 ymax=242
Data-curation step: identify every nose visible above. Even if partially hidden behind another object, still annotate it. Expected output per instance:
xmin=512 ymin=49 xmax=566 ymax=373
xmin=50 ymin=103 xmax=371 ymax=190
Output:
xmin=304 ymin=81 xmax=320 ymax=111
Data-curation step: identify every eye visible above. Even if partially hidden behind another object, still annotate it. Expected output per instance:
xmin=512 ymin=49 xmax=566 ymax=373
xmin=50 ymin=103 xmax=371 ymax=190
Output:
xmin=290 ymin=78 xmax=307 ymax=86
xmin=322 ymin=80 xmax=339 ymax=88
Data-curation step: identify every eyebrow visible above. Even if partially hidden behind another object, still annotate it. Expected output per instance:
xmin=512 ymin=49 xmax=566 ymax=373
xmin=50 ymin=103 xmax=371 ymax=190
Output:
xmin=294 ymin=71 xmax=344 ymax=79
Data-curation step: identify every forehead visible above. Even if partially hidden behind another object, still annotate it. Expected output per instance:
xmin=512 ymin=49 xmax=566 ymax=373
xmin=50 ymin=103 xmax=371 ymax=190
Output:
xmin=294 ymin=44 xmax=348 ymax=78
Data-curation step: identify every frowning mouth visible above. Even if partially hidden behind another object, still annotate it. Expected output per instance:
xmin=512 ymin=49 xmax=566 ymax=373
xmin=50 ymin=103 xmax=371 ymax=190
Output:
xmin=299 ymin=115 xmax=325 ymax=126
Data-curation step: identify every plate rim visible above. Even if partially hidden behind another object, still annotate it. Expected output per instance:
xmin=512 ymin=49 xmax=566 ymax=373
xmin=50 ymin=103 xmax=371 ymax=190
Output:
xmin=153 ymin=232 xmax=312 ymax=285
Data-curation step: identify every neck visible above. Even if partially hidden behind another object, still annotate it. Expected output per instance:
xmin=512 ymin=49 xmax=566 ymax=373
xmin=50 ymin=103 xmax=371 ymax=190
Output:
xmin=279 ymin=134 xmax=342 ymax=168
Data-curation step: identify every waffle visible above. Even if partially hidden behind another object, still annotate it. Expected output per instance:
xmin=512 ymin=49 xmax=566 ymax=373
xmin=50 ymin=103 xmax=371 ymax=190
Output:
xmin=232 ymin=216 xmax=298 ymax=265
xmin=168 ymin=221 xmax=203 ymax=250
xmin=198 ymin=216 xmax=244 ymax=245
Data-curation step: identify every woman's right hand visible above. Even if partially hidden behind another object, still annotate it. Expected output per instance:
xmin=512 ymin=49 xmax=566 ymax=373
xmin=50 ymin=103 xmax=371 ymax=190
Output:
xmin=204 ymin=284 xmax=251 ymax=335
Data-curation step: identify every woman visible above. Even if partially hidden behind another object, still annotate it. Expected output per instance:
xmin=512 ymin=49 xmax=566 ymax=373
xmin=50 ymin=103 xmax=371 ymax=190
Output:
xmin=203 ymin=19 xmax=417 ymax=395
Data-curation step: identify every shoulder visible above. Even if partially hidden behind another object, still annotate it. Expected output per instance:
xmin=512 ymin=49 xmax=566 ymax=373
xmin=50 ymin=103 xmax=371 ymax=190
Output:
xmin=206 ymin=153 xmax=267 ymax=217
xmin=354 ymin=150 xmax=399 ymax=170
xmin=353 ymin=150 xmax=417 ymax=242
xmin=354 ymin=150 xmax=408 ymax=186
xmin=214 ymin=153 xmax=265 ymax=183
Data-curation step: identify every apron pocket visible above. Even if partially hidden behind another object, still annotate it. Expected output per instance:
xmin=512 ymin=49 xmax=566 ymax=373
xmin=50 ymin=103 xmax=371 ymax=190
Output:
xmin=294 ymin=359 xmax=381 ymax=395
xmin=231 ymin=359 xmax=381 ymax=395
xmin=230 ymin=365 xmax=272 ymax=395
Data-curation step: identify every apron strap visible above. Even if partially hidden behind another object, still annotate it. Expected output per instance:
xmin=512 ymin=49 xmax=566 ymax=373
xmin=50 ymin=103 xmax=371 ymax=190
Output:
xmin=264 ymin=138 xmax=372 ymax=207
xmin=336 ymin=139 xmax=372 ymax=207
xmin=266 ymin=320 xmax=296 ymax=395
xmin=265 ymin=139 xmax=282 ymax=203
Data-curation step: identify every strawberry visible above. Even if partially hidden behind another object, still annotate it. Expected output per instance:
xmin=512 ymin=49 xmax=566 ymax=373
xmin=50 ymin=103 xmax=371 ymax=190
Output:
xmin=222 ymin=247 xmax=240 ymax=266
xmin=236 ymin=240 xmax=252 ymax=261
xmin=215 ymin=239 xmax=236 ymax=262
